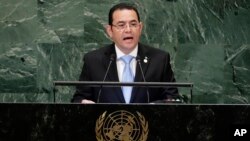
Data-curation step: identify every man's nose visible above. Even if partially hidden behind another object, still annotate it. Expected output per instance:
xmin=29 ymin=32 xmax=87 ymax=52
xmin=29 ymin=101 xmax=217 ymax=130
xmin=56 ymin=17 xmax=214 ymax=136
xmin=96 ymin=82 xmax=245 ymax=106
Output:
xmin=124 ymin=24 xmax=132 ymax=32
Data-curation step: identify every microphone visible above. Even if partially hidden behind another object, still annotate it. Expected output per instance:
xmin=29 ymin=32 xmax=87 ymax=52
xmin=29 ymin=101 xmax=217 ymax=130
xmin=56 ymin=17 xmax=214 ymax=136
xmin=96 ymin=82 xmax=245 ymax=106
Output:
xmin=97 ymin=54 xmax=116 ymax=103
xmin=136 ymin=56 xmax=150 ymax=103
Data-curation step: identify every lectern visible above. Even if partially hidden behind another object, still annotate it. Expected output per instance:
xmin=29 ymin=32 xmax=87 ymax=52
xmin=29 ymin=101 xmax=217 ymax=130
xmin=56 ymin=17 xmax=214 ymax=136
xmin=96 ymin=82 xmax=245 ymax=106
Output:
xmin=0 ymin=104 xmax=249 ymax=140
xmin=53 ymin=81 xmax=194 ymax=103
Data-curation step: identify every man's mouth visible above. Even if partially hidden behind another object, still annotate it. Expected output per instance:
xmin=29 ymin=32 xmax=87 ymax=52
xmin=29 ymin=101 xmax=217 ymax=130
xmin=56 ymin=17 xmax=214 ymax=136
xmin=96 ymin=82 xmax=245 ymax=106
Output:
xmin=123 ymin=37 xmax=133 ymax=40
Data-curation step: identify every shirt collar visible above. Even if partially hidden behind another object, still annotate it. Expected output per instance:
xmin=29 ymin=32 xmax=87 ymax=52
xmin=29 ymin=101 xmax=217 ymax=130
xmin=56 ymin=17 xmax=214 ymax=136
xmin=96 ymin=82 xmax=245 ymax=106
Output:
xmin=115 ymin=44 xmax=138 ymax=59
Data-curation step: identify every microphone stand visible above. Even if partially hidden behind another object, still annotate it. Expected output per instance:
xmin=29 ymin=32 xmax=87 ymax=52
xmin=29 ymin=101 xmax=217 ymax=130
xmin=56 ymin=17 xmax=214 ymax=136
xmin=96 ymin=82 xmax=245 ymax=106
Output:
xmin=136 ymin=56 xmax=150 ymax=103
xmin=97 ymin=54 xmax=116 ymax=103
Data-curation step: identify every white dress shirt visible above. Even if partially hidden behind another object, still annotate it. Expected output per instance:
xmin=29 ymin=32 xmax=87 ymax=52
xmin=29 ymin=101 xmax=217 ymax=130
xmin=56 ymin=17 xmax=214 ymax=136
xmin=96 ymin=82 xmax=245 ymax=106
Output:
xmin=115 ymin=45 xmax=138 ymax=82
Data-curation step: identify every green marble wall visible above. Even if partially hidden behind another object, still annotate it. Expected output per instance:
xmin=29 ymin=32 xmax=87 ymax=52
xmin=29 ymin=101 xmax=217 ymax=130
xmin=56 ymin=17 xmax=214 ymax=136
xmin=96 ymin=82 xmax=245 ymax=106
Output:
xmin=0 ymin=0 xmax=249 ymax=103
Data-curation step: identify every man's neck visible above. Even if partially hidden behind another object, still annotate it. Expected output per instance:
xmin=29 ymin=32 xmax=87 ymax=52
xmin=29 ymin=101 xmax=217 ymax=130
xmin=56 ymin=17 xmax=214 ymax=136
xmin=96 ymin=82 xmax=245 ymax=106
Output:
xmin=115 ymin=45 xmax=138 ymax=58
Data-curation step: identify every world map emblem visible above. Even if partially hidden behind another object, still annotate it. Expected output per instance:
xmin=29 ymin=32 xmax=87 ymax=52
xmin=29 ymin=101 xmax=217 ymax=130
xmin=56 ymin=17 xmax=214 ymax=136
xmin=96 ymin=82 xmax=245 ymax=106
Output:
xmin=95 ymin=110 xmax=148 ymax=141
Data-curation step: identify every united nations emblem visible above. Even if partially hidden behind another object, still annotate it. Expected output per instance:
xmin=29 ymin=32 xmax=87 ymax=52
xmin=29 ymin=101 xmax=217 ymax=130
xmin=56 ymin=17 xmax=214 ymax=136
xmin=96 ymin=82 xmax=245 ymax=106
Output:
xmin=95 ymin=110 xmax=149 ymax=141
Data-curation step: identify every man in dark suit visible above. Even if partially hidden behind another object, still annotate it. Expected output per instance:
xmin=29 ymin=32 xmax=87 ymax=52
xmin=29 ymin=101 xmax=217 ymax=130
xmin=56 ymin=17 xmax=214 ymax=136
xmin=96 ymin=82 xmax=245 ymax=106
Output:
xmin=72 ymin=3 xmax=179 ymax=103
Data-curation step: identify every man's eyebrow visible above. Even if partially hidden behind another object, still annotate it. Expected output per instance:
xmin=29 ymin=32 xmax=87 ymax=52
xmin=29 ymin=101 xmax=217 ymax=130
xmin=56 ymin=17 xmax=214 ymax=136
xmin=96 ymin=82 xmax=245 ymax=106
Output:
xmin=130 ymin=20 xmax=138 ymax=23
xmin=116 ymin=20 xmax=138 ymax=24
xmin=116 ymin=21 xmax=126 ymax=24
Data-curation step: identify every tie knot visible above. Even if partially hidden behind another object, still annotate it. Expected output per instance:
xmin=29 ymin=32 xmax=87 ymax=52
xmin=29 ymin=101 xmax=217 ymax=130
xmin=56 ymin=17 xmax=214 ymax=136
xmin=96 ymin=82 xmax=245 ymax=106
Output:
xmin=121 ymin=55 xmax=133 ymax=64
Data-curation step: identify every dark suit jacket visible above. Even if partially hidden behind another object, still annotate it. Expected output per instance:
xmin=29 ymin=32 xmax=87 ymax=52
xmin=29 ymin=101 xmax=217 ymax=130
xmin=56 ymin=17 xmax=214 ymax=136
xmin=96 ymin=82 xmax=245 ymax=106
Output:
xmin=72 ymin=43 xmax=179 ymax=103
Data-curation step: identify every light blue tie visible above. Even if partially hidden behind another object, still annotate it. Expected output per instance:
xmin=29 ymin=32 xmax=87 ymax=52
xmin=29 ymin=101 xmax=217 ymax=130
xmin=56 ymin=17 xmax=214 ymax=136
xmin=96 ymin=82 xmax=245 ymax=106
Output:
xmin=121 ymin=55 xmax=134 ymax=103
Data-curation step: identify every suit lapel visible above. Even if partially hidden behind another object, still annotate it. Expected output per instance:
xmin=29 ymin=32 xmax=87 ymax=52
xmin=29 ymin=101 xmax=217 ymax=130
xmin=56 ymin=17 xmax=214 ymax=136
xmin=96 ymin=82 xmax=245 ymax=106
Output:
xmin=130 ymin=43 xmax=150 ymax=102
xmin=102 ymin=44 xmax=125 ymax=103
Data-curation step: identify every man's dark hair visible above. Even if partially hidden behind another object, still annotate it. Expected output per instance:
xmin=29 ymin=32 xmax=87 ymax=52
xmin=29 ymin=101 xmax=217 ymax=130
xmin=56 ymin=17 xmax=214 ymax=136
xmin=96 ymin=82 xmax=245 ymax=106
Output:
xmin=108 ymin=3 xmax=140 ymax=25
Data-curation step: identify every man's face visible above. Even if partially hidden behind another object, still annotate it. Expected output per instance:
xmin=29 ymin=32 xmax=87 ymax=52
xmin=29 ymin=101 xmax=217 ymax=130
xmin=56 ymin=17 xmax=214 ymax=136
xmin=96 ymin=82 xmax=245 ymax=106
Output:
xmin=106 ymin=9 xmax=143 ymax=54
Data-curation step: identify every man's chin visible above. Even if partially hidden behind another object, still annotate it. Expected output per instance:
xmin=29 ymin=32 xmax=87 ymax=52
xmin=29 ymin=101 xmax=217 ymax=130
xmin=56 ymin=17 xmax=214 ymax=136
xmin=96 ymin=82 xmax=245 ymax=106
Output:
xmin=123 ymin=45 xmax=136 ymax=51
xmin=122 ymin=43 xmax=137 ymax=49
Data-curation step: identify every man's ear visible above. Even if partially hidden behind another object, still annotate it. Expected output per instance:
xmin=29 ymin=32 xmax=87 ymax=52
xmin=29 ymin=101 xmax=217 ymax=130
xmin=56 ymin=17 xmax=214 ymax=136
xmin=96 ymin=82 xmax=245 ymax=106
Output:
xmin=105 ymin=25 xmax=113 ymax=38
xmin=139 ymin=22 xmax=143 ymax=35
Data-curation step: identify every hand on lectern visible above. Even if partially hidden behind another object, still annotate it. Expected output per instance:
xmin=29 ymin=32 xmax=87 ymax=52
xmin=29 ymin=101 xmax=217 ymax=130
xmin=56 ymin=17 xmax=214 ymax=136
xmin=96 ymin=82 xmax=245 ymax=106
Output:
xmin=81 ymin=99 xmax=95 ymax=104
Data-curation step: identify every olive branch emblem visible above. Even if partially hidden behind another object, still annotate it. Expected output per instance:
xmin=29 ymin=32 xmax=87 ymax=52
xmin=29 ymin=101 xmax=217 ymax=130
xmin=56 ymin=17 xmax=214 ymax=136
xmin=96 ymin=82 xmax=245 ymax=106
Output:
xmin=95 ymin=110 xmax=149 ymax=141
xmin=95 ymin=111 xmax=106 ymax=141
xmin=137 ymin=112 xmax=149 ymax=141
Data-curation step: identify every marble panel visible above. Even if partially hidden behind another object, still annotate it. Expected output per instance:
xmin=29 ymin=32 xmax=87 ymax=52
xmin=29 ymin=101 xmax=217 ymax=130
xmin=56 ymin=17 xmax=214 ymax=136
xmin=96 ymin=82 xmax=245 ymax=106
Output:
xmin=0 ymin=0 xmax=250 ymax=103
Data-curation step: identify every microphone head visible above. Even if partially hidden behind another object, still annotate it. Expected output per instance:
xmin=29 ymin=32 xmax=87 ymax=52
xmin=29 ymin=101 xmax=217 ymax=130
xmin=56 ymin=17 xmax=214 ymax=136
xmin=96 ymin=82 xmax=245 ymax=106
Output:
xmin=110 ymin=54 xmax=116 ymax=61
xmin=136 ymin=56 xmax=141 ymax=61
